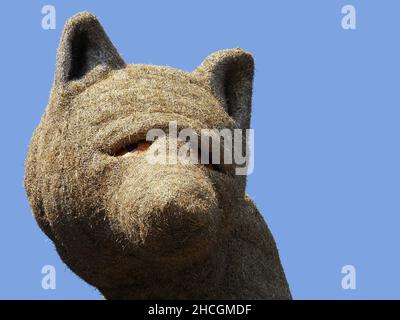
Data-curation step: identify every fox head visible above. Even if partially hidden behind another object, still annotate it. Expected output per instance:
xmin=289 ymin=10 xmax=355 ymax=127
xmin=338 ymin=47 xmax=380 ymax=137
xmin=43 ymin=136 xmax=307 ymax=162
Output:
xmin=25 ymin=12 xmax=258 ymax=297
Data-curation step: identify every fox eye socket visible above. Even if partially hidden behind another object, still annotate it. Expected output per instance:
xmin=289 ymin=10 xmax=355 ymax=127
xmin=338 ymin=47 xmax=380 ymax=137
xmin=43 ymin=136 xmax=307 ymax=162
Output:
xmin=125 ymin=143 xmax=138 ymax=153
xmin=113 ymin=141 xmax=152 ymax=157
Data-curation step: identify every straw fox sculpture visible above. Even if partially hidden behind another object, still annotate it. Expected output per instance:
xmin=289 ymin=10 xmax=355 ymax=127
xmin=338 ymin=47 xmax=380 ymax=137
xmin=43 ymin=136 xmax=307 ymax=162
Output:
xmin=24 ymin=12 xmax=291 ymax=299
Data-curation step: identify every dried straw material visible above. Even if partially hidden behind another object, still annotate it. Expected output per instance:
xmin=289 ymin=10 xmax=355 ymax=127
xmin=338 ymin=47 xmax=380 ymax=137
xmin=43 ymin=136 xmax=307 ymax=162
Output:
xmin=24 ymin=12 xmax=291 ymax=299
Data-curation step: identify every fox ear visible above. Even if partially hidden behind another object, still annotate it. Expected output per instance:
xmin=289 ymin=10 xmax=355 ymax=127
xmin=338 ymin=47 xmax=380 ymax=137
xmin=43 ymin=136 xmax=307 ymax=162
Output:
xmin=55 ymin=12 xmax=125 ymax=86
xmin=193 ymin=49 xmax=254 ymax=129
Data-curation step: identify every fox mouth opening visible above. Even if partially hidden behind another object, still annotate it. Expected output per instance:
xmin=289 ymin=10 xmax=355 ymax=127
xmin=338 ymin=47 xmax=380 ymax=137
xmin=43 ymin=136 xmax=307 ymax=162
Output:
xmin=109 ymin=139 xmax=225 ymax=173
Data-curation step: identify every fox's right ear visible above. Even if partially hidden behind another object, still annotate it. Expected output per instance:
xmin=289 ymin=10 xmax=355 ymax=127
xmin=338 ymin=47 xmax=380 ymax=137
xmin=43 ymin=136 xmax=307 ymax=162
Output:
xmin=55 ymin=11 xmax=125 ymax=87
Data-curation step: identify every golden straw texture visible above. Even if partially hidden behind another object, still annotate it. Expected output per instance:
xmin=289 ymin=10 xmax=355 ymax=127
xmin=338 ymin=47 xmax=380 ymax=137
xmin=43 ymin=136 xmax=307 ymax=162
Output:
xmin=24 ymin=11 xmax=291 ymax=299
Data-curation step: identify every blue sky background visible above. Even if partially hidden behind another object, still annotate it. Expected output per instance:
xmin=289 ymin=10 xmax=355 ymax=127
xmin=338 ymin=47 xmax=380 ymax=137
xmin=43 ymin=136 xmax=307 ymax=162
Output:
xmin=1 ymin=0 xmax=399 ymax=299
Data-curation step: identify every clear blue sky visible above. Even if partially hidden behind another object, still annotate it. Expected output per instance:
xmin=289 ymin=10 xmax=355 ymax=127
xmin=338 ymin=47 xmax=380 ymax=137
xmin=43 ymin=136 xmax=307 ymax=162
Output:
xmin=1 ymin=0 xmax=399 ymax=299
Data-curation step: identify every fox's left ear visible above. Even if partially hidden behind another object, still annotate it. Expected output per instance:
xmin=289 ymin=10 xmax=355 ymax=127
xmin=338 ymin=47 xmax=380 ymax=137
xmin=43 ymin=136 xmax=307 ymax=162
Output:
xmin=55 ymin=11 xmax=125 ymax=87
xmin=193 ymin=49 xmax=254 ymax=129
